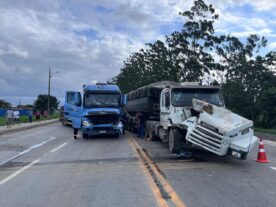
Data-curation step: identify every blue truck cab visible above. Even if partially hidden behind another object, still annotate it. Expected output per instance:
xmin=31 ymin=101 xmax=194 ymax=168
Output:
xmin=64 ymin=83 xmax=125 ymax=138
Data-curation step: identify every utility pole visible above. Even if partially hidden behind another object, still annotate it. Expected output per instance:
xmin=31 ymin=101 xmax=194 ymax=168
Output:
xmin=47 ymin=67 xmax=51 ymax=116
xmin=47 ymin=67 xmax=59 ymax=116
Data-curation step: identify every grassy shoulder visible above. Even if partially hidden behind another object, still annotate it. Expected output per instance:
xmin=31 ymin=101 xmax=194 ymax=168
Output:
xmin=0 ymin=113 xmax=59 ymax=126
xmin=255 ymin=127 xmax=276 ymax=135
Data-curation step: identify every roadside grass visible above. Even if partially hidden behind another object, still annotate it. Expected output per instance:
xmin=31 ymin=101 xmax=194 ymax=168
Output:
xmin=255 ymin=127 xmax=276 ymax=135
xmin=0 ymin=113 xmax=59 ymax=126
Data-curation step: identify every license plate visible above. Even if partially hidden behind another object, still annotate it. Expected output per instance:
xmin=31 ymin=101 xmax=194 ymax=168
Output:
xmin=99 ymin=130 xmax=106 ymax=134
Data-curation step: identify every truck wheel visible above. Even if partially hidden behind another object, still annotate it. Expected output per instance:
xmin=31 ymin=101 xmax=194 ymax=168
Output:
xmin=82 ymin=133 xmax=88 ymax=139
xmin=115 ymin=132 xmax=120 ymax=138
xmin=169 ymin=128 xmax=182 ymax=153
xmin=147 ymin=127 xmax=157 ymax=141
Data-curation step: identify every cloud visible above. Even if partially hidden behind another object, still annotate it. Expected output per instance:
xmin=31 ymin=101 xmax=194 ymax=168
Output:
xmin=0 ymin=42 xmax=28 ymax=58
xmin=0 ymin=0 xmax=275 ymax=105
xmin=269 ymin=42 xmax=276 ymax=49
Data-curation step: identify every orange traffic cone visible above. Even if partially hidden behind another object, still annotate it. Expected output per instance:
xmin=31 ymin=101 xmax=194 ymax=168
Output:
xmin=256 ymin=138 xmax=270 ymax=163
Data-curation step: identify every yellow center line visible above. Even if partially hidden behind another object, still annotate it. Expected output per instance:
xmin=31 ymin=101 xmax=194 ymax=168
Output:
xmin=127 ymin=135 xmax=169 ymax=207
xmin=127 ymin=132 xmax=187 ymax=207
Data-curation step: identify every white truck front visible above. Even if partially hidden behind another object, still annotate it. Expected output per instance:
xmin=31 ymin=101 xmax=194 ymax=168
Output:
xmin=165 ymin=86 xmax=258 ymax=160
xmin=184 ymin=99 xmax=258 ymax=159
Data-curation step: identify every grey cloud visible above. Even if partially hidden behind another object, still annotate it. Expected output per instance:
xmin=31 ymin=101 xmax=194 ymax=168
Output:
xmin=0 ymin=0 xmax=275 ymax=106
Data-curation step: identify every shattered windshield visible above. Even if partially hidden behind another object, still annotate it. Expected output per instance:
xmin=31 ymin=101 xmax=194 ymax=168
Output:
xmin=84 ymin=93 xmax=120 ymax=108
xmin=171 ymin=88 xmax=224 ymax=107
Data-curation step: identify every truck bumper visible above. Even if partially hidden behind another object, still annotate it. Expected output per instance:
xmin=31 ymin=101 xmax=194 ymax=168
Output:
xmin=82 ymin=127 xmax=120 ymax=136
xmin=229 ymin=136 xmax=258 ymax=159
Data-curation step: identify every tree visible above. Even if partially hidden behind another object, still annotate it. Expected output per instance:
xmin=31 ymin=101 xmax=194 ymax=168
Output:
xmin=167 ymin=0 xmax=223 ymax=82
xmin=114 ymin=0 xmax=223 ymax=92
xmin=34 ymin=94 xmax=59 ymax=113
xmin=0 ymin=99 xmax=11 ymax=108
xmin=17 ymin=104 xmax=34 ymax=109
xmin=112 ymin=0 xmax=276 ymax=129
xmin=219 ymin=35 xmax=273 ymax=122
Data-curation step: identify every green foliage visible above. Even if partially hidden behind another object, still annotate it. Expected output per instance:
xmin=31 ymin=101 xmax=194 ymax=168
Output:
xmin=0 ymin=99 xmax=11 ymax=108
xmin=112 ymin=0 xmax=276 ymax=129
xmin=0 ymin=113 xmax=59 ymax=126
xmin=33 ymin=94 xmax=59 ymax=113
xmin=219 ymin=35 xmax=273 ymax=121
xmin=255 ymin=127 xmax=276 ymax=135
xmin=114 ymin=0 xmax=223 ymax=92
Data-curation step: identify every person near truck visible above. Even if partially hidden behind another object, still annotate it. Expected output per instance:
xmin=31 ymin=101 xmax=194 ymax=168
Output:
xmin=6 ymin=108 xmax=14 ymax=128
xmin=136 ymin=112 xmax=145 ymax=138
xmin=73 ymin=128 xmax=79 ymax=139
xmin=121 ymin=111 xmax=127 ymax=135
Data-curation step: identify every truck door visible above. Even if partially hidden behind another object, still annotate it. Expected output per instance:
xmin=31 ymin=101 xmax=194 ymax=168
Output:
xmin=64 ymin=91 xmax=83 ymax=128
xmin=160 ymin=89 xmax=171 ymax=129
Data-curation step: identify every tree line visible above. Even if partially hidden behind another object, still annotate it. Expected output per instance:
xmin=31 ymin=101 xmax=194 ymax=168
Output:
xmin=0 ymin=95 xmax=59 ymax=114
xmin=112 ymin=0 xmax=276 ymax=129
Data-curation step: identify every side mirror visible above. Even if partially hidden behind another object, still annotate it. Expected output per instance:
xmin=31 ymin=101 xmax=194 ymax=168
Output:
xmin=121 ymin=94 xmax=127 ymax=106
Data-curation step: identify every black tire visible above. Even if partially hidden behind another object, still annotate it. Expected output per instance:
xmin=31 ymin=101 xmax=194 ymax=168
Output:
xmin=115 ymin=132 xmax=120 ymax=138
xmin=147 ymin=126 xmax=157 ymax=141
xmin=62 ymin=119 xmax=66 ymax=126
xmin=82 ymin=133 xmax=88 ymax=139
xmin=168 ymin=128 xmax=182 ymax=153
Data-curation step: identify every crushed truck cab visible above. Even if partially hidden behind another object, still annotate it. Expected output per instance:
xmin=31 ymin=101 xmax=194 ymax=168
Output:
xmin=184 ymin=99 xmax=258 ymax=159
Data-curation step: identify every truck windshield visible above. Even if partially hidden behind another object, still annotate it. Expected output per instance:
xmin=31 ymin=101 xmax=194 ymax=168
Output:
xmin=171 ymin=88 xmax=224 ymax=107
xmin=84 ymin=93 xmax=120 ymax=108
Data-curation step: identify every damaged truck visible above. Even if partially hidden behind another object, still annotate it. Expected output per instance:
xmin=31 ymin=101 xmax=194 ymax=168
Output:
xmin=125 ymin=81 xmax=258 ymax=160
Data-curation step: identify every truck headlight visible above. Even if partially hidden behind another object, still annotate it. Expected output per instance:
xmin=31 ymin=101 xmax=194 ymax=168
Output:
xmin=231 ymin=150 xmax=241 ymax=159
xmin=115 ymin=122 xmax=123 ymax=128
xmin=82 ymin=120 xmax=90 ymax=127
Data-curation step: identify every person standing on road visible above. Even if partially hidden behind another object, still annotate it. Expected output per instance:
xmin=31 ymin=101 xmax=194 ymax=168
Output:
xmin=43 ymin=110 xmax=48 ymax=119
xmin=73 ymin=128 xmax=79 ymax=139
xmin=13 ymin=109 xmax=20 ymax=124
xmin=6 ymin=108 xmax=13 ymax=128
xmin=136 ymin=112 xmax=145 ymax=138
xmin=121 ymin=111 xmax=127 ymax=135
xmin=28 ymin=109 xmax=33 ymax=123
xmin=35 ymin=111 xmax=40 ymax=120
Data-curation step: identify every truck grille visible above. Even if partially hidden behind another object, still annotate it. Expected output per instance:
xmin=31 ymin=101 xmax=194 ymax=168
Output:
xmin=87 ymin=114 xmax=119 ymax=125
xmin=188 ymin=124 xmax=223 ymax=152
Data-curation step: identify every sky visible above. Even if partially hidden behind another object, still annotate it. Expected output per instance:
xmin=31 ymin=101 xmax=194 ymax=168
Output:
xmin=0 ymin=0 xmax=275 ymax=106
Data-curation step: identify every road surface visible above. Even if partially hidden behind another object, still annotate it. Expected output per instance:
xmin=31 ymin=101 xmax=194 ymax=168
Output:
xmin=0 ymin=123 xmax=275 ymax=207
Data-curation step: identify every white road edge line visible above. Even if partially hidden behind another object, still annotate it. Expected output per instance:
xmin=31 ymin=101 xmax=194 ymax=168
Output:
xmin=0 ymin=137 xmax=56 ymax=166
xmin=0 ymin=159 xmax=40 ymax=185
xmin=264 ymin=140 xmax=276 ymax=147
xmin=50 ymin=142 xmax=67 ymax=153
xmin=270 ymin=167 xmax=276 ymax=171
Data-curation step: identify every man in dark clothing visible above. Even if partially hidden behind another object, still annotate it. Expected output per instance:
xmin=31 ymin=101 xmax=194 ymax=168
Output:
xmin=28 ymin=109 xmax=33 ymax=123
xmin=73 ymin=128 xmax=79 ymax=139
xmin=121 ymin=112 xmax=127 ymax=135
xmin=136 ymin=112 xmax=145 ymax=138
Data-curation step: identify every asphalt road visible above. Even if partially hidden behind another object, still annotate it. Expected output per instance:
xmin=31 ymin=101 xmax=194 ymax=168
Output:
xmin=0 ymin=123 xmax=276 ymax=207
xmin=0 ymin=123 xmax=158 ymax=207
